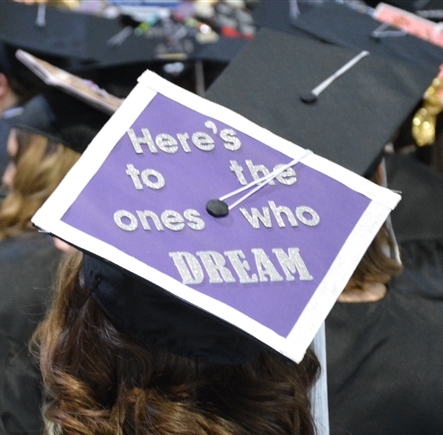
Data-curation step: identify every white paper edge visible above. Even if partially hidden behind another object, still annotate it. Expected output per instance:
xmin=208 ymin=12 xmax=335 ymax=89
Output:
xmin=285 ymin=200 xmax=391 ymax=361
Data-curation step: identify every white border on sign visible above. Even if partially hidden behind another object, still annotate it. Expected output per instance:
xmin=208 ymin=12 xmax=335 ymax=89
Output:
xmin=32 ymin=70 xmax=401 ymax=363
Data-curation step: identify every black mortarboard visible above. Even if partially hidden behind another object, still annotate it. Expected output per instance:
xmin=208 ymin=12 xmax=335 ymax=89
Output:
xmin=205 ymin=28 xmax=436 ymax=176
xmin=14 ymin=91 xmax=110 ymax=154
xmin=68 ymin=30 xmax=162 ymax=97
xmin=366 ymin=0 xmax=443 ymax=16
xmin=15 ymin=50 xmax=122 ymax=115
xmin=0 ymin=2 xmax=126 ymax=65
xmin=193 ymin=36 xmax=248 ymax=64
xmin=250 ymin=0 xmax=313 ymax=35
xmin=292 ymin=2 xmax=443 ymax=71
xmin=13 ymin=51 xmax=116 ymax=154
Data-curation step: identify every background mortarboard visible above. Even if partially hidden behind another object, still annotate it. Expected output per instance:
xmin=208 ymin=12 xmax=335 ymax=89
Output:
xmin=192 ymin=36 xmax=249 ymax=65
xmin=292 ymin=2 xmax=443 ymax=72
xmin=14 ymin=51 xmax=116 ymax=154
xmin=365 ymin=0 xmax=443 ymax=15
xmin=205 ymin=28 xmax=436 ymax=176
xmin=250 ymin=0 xmax=314 ymax=35
xmin=13 ymin=92 xmax=110 ymax=155
xmin=185 ymin=36 xmax=249 ymax=94
xmin=0 ymin=2 xmax=135 ymax=66
xmin=0 ymin=1 xmax=171 ymax=96
xmin=16 ymin=50 xmax=122 ymax=115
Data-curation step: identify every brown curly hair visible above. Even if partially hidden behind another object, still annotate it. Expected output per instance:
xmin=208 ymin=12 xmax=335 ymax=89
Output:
xmin=343 ymin=164 xmax=403 ymax=292
xmin=33 ymin=251 xmax=320 ymax=435
xmin=0 ymin=128 xmax=79 ymax=240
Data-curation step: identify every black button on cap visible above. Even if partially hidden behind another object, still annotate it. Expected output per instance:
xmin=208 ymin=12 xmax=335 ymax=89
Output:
xmin=300 ymin=91 xmax=317 ymax=104
xmin=206 ymin=199 xmax=229 ymax=217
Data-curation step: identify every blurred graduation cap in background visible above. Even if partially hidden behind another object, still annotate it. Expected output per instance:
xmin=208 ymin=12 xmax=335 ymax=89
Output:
xmin=292 ymin=2 xmax=443 ymax=71
xmin=192 ymin=35 xmax=248 ymax=65
xmin=0 ymin=1 xmax=257 ymax=97
xmin=0 ymin=1 xmax=125 ymax=65
xmin=250 ymin=0 xmax=315 ymax=35
xmin=0 ymin=1 xmax=163 ymax=97
xmin=13 ymin=91 xmax=109 ymax=155
xmin=365 ymin=0 xmax=443 ymax=18
xmin=13 ymin=50 xmax=116 ymax=154
xmin=205 ymin=27 xmax=439 ymax=177
xmin=16 ymin=50 xmax=122 ymax=115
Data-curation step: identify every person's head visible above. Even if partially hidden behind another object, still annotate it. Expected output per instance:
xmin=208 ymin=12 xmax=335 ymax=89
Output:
xmin=343 ymin=225 xmax=403 ymax=292
xmin=0 ymin=85 xmax=111 ymax=240
xmin=0 ymin=126 xmax=79 ymax=239
xmin=34 ymin=250 xmax=320 ymax=435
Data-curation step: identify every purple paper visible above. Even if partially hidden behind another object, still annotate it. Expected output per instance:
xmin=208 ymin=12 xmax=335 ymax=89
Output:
xmin=62 ymin=93 xmax=370 ymax=337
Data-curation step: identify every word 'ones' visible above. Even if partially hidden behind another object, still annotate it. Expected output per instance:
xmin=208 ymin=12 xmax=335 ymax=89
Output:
xmin=114 ymin=208 xmax=205 ymax=232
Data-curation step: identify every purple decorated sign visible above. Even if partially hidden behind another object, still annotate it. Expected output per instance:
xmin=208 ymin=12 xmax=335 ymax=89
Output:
xmin=32 ymin=71 xmax=401 ymax=362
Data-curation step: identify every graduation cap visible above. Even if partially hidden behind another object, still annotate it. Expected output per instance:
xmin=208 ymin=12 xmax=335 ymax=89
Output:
xmin=13 ymin=51 xmax=115 ymax=154
xmin=205 ymin=27 xmax=437 ymax=177
xmin=31 ymin=66 xmax=400 ymax=368
xmin=366 ymin=0 xmax=443 ymax=17
xmin=15 ymin=50 xmax=122 ymax=115
xmin=0 ymin=1 xmax=132 ymax=65
xmin=192 ymin=36 xmax=248 ymax=65
xmin=371 ymin=2 xmax=443 ymax=49
xmin=0 ymin=1 xmax=181 ymax=96
xmin=13 ymin=92 xmax=110 ymax=155
xmin=250 ymin=0 xmax=312 ymax=35
xmin=292 ymin=2 xmax=443 ymax=72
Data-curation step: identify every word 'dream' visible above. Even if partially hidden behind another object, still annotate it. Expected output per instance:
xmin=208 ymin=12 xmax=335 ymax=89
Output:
xmin=170 ymin=247 xmax=313 ymax=285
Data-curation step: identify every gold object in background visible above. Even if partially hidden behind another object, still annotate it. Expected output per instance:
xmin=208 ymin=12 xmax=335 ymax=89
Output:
xmin=412 ymin=77 xmax=443 ymax=146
